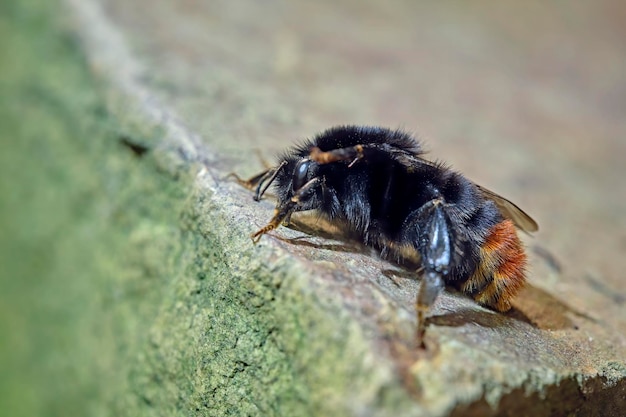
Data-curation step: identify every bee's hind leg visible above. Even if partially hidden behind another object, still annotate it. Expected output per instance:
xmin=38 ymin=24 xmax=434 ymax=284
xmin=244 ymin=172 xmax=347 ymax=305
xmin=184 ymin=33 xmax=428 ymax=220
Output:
xmin=413 ymin=201 xmax=453 ymax=349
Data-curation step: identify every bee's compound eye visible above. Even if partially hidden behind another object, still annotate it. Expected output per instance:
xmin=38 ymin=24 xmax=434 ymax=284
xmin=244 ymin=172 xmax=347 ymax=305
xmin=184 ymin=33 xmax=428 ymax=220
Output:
xmin=292 ymin=159 xmax=311 ymax=191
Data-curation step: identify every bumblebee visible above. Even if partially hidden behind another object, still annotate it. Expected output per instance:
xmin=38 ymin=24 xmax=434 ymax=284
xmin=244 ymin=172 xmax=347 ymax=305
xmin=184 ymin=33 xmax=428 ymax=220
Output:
xmin=231 ymin=126 xmax=538 ymax=347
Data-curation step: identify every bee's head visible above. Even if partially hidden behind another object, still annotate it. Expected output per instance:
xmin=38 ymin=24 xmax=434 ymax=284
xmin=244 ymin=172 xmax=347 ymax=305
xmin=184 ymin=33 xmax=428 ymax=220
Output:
xmin=272 ymin=156 xmax=321 ymax=211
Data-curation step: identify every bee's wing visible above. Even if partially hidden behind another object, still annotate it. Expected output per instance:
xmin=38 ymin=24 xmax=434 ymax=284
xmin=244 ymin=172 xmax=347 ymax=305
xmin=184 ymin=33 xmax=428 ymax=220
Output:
xmin=475 ymin=184 xmax=539 ymax=233
xmin=405 ymin=155 xmax=538 ymax=233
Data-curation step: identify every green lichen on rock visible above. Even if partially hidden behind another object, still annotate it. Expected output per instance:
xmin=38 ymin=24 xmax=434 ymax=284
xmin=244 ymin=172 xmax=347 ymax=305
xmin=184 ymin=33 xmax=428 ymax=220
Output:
xmin=0 ymin=2 xmax=413 ymax=416
xmin=0 ymin=1 xmax=186 ymax=415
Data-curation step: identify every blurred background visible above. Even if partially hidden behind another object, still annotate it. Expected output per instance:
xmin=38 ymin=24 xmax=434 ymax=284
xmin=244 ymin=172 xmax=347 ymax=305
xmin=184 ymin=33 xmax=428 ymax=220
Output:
xmin=1 ymin=0 xmax=625 ymax=415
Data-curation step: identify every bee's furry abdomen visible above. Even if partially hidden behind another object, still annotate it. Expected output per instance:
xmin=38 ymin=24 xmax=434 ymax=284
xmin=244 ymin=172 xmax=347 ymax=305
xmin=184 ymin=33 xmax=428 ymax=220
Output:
xmin=460 ymin=219 xmax=527 ymax=312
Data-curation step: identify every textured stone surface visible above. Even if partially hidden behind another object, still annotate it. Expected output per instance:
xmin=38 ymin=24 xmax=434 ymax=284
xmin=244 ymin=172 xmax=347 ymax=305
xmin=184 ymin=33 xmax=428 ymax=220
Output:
xmin=3 ymin=0 xmax=625 ymax=415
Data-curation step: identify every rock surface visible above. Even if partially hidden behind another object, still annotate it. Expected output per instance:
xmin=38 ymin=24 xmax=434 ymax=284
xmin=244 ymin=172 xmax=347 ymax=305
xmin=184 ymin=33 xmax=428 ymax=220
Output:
xmin=2 ymin=0 xmax=624 ymax=415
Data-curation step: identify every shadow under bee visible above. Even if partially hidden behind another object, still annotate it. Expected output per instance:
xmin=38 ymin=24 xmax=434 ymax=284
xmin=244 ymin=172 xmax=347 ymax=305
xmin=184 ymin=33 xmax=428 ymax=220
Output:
xmin=424 ymin=283 xmax=598 ymax=332
xmin=274 ymin=216 xmax=371 ymax=255
xmin=277 ymin=214 xmax=594 ymax=334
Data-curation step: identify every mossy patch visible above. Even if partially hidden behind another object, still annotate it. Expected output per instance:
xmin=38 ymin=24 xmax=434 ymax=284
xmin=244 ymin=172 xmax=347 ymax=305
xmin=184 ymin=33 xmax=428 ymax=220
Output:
xmin=0 ymin=1 xmax=187 ymax=415
xmin=0 ymin=2 xmax=411 ymax=416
